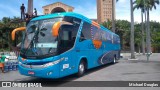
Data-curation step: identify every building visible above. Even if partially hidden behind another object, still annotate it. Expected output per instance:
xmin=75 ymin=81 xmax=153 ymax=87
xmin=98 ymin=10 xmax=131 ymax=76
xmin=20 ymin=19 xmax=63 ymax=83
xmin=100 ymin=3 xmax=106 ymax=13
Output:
xmin=42 ymin=1 xmax=115 ymax=23
xmin=97 ymin=0 xmax=115 ymax=23
xmin=42 ymin=2 xmax=74 ymax=15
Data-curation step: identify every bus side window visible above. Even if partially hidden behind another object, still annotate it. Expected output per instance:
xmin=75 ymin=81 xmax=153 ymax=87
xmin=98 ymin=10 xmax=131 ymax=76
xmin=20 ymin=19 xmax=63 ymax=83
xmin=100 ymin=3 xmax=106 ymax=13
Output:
xmin=80 ymin=22 xmax=91 ymax=42
xmin=101 ymin=30 xmax=107 ymax=41
xmin=58 ymin=17 xmax=81 ymax=54
xmin=91 ymin=25 xmax=101 ymax=41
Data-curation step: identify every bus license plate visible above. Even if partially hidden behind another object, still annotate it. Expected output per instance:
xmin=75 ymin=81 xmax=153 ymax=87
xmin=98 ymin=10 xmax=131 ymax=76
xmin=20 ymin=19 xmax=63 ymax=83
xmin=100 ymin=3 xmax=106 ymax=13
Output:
xmin=28 ymin=71 xmax=35 ymax=75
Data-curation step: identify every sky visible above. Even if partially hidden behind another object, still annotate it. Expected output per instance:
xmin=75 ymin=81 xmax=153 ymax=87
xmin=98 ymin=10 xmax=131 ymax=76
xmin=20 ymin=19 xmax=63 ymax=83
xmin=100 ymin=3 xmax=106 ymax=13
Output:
xmin=0 ymin=0 xmax=160 ymax=23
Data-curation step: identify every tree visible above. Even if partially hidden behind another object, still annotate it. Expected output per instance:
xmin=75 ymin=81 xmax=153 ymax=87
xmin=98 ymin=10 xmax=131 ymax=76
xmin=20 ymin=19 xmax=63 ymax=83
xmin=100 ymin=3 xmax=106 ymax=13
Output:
xmin=134 ymin=0 xmax=146 ymax=55
xmin=101 ymin=19 xmax=112 ymax=29
xmin=115 ymin=20 xmax=130 ymax=51
xmin=134 ymin=24 xmax=142 ymax=53
xmin=130 ymin=0 xmax=135 ymax=59
xmin=0 ymin=17 xmax=25 ymax=51
xmin=146 ymin=0 xmax=159 ymax=54
xmin=133 ymin=0 xmax=159 ymax=56
xmin=0 ymin=17 xmax=11 ymax=51
xmin=115 ymin=20 xmax=160 ymax=53
xmin=112 ymin=0 xmax=119 ymax=33
xmin=150 ymin=21 xmax=160 ymax=52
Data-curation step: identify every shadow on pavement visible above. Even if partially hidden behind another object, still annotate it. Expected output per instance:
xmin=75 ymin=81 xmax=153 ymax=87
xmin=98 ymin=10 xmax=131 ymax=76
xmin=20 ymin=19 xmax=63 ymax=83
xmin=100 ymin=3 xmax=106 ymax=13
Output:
xmin=18 ymin=62 xmax=118 ymax=86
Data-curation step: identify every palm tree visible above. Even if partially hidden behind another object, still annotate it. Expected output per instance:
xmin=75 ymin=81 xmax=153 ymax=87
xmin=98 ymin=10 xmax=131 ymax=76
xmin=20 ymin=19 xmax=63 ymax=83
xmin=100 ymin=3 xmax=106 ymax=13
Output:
xmin=145 ymin=0 xmax=159 ymax=54
xmin=133 ymin=0 xmax=146 ymax=55
xmin=130 ymin=0 xmax=136 ymax=59
xmin=112 ymin=0 xmax=119 ymax=33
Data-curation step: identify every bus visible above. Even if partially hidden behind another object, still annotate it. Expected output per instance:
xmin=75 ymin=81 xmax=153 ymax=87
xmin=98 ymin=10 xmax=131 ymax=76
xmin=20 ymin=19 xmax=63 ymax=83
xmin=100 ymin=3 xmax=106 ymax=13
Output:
xmin=11 ymin=12 xmax=120 ymax=79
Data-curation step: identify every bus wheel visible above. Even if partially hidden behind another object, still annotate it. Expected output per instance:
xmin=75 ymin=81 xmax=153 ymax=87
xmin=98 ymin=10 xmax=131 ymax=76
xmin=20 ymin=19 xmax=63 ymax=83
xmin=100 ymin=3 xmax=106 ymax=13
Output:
xmin=77 ymin=60 xmax=86 ymax=77
xmin=113 ymin=57 xmax=116 ymax=64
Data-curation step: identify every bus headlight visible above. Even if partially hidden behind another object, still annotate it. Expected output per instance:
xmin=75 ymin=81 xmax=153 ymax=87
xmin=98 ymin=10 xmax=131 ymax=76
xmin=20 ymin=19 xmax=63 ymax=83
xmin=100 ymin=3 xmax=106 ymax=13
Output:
xmin=43 ymin=57 xmax=65 ymax=67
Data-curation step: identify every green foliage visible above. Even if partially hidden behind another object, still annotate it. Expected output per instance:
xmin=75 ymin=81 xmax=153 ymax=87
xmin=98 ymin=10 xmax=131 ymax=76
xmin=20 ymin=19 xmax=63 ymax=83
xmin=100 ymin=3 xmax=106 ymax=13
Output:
xmin=133 ymin=0 xmax=145 ymax=12
xmin=101 ymin=19 xmax=112 ymax=30
xmin=115 ymin=20 xmax=130 ymax=50
xmin=0 ymin=17 xmax=25 ymax=51
xmin=115 ymin=20 xmax=160 ymax=52
xmin=134 ymin=0 xmax=160 ymax=11
xmin=133 ymin=0 xmax=159 ymax=53
xmin=150 ymin=21 xmax=160 ymax=47
xmin=134 ymin=24 xmax=141 ymax=46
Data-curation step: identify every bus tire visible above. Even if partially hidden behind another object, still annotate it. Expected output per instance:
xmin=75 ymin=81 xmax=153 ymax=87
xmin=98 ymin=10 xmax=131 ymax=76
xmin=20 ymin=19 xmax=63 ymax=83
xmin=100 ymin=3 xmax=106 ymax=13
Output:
xmin=77 ymin=60 xmax=86 ymax=77
xmin=112 ymin=56 xmax=116 ymax=64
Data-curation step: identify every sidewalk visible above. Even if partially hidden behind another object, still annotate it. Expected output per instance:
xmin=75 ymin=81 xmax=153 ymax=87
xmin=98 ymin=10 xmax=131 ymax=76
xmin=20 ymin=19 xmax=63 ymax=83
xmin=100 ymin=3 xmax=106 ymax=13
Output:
xmin=121 ymin=53 xmax=160 ymax=62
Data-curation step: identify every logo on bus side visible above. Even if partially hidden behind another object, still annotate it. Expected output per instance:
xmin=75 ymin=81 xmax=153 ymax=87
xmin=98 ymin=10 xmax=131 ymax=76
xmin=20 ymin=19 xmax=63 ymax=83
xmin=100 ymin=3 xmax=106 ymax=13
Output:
xmin=92 ymin=40 xmax=102 ymax=49
xmin=91 ymin=21 xmax=102 ymax=49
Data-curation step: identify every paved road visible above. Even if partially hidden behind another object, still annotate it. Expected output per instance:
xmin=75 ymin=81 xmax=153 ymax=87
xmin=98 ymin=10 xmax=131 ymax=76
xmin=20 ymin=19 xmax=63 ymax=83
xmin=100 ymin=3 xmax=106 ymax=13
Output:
xmin=0 ymin=53 xmax=160 ymax=88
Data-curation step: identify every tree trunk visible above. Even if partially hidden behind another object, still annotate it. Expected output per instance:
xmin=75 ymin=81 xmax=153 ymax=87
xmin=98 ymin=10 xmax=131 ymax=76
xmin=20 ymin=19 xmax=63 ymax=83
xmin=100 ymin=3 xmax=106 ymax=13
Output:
xmin=146 ymin=8 xmax=151 ymax=53
xmin=139 ymin=45 xmax=141 ymax=54
xmin=148 ymin=11 xmax=151 ymax=53
xmin=130 ymin=0 xmax=135 ymax=59
xmin=144 ymin=9 xmax=147 ymax=53
xmin=112 ymin=0 xmax=115 ymax=33
xmin=141 ymin=9 xmax=145 ymax=55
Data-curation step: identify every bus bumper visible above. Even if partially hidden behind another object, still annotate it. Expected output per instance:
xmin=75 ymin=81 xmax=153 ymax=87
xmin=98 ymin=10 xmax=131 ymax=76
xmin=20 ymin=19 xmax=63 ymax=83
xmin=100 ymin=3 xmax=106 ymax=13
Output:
xmin=18 ymin=64 xmax=60 ymax=79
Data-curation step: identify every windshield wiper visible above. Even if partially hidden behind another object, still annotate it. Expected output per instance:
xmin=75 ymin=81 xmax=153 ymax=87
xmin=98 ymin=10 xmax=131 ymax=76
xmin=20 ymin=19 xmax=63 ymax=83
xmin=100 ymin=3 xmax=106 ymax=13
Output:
xmin=24 ymin=31 xmax=39 ymax=56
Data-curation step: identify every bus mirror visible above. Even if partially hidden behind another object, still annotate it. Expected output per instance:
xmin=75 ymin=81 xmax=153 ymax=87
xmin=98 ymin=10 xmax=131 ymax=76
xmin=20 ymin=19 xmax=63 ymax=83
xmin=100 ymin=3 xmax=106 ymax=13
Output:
xmin=52 ymin=21 xmax=61 ymax=37
xmin=11 ymin=27 xmax=26 ymax=40
xmin=52 ymin=21 xmax=73 ymax=37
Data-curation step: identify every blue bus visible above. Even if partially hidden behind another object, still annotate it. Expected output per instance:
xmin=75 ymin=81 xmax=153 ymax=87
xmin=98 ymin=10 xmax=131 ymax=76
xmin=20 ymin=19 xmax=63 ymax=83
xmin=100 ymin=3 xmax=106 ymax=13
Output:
xmin=11 ymin=12 xmax=120 ymax=78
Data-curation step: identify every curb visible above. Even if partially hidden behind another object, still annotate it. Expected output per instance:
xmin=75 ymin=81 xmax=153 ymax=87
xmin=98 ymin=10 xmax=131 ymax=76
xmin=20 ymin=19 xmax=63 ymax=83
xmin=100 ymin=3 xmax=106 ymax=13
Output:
xmin=128 ymin=58 xmax=139 ymax=60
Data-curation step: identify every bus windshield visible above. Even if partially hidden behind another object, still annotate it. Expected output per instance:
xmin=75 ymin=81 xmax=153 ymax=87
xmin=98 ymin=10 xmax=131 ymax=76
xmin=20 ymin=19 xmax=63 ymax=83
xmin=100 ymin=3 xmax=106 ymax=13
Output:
xmin=20 ymin=16 xmax=81 ymax=59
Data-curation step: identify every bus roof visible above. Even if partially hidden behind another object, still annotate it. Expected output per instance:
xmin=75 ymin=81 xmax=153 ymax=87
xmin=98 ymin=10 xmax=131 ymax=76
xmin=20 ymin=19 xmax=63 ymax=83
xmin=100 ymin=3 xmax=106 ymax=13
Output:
xmin=31 ymin=12 xmax=91 ymax=23
xmin=31 ymin=12 xmax=118 ymax=36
